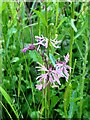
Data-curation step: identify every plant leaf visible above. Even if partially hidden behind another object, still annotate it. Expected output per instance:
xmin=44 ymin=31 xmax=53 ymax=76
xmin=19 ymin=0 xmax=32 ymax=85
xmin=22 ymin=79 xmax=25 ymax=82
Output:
xmin=34 ymin=10 xmax=47 ymax=26
xmin=0 ymin=86 xmax=19 ymax=119
xmin=56 ymin=17 xmax=67 ymax=29
xmin=64 ymin=83 xmax=72 ymax=118
xmin=68 ymin=90 xmax=77 ymax=118
xmin=29 ymin=50 xmax=43 ymax=63
xmin=50 ymin=96 xmax=60 ymax=110
xmin=71 ymin=19 xmax=77 ymax=32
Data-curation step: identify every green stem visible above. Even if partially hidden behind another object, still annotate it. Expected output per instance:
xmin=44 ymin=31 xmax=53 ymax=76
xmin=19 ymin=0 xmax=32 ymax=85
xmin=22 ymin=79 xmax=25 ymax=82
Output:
xmin=79 ymin=38 xmax=88 ymax=118
xmin=0 ymin=1 xmax=2 ymax=119
xmin=44 ymin=2 xmax=51 ymax=118
xmin=38 ymin=3 xmax=41 ymax=36
xmin=79 ymin=3 xmax=89 ymax=118
xmin=69 ymin=2 xmax=74 ymax=79
xmin=24 ymin=56 xmax=35 ymax=109
xmin=55 ymin=2 xmax=59 ymax=35
xmin=44 ymin=2 xmax=48 ymax=118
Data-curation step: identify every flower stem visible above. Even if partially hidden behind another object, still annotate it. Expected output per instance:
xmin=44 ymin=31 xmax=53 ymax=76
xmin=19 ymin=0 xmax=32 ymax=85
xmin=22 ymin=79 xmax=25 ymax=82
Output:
xmin=79 ymin=3 xmax=89 ymax=118
xmin=44 ymin=2 xmax=48 ymax=118
xmin=69 ymin=2 xmax=74 ymax=79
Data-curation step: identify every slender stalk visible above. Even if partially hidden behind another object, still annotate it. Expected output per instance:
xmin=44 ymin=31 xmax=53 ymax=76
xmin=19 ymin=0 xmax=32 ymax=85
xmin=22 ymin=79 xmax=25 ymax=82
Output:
xmin=44 ymin=2 xmax=48 ymax=118
xmin=43 ymin=2 xmax=51 ymax=118
xmin=69 ymin=2 xmax=74 ymax=79
xmin=79 ymin=37 xmax=88 ymax=118
xmin=38 ymin=3 xmax=41 ymax=36
xmin=55 ymin=2 xmax=59 ymax=35
xmin=0 ymin=41 xmax=2 ymax=120
xmin=79 ymin=3 xmax=89 ymax=118
xmin=0 ymin=1 xmax=2 ymax=119
xmin=24 ymin=57 xmax=35 ymax=108
xmin=88 ymin=2 xmax=90 ymax=118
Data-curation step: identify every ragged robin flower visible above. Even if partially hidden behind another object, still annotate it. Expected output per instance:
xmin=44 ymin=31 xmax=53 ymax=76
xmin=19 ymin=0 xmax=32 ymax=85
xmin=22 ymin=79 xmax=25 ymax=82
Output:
xmin=36 ymin=54 xmax=71 ymax=91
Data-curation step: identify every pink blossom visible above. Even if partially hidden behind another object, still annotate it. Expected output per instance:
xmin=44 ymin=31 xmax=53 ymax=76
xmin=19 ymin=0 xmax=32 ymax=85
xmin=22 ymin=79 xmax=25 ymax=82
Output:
xmin=64 ymin=53 xmax=69 ymax=63
xmin=36 ymin=84 xmax=42 ymax=90
xmin=35 ymin=36 xmax=61 ymax=50
xmin=55 ymin=60 xmax=71 ymax=81
xmin=50 ymin=37 xmax=62 ymax=48
xmin=36 ymin=63 xmax=61 ymax=90
xmin=22 ymin=47 xmax=28 ymax=53
xmin=22 ymin=44 xmax=35 ymax=53
xmin=35 ymin=36 xmax=48 ymax=49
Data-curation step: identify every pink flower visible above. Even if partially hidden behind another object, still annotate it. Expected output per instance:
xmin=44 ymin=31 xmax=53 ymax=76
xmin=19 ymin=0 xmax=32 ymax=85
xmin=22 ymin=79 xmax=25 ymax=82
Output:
xmin=22 ymin=44 xmax=35 ymax=53
xmin=35 ymin=36 xmax=48 ymax=50
xmin=36 ymin=63 xmax=62 ymax=90
xmin=50 ymin=37 xmax=62 ymax=48
xmin=22 ymin=47 xmax=28 ymax=53
xmin=64 ymin=53 xmax=69 ymax=63
xmin=36 ymin=84 xmax=42 ymax=90
xmin=35 ymin=36 xmax=61 ymax=50
xmin=36 ymin=53 xmax=71 ymax=90
xmin=55 ymin=59 xmax=71 ymax=81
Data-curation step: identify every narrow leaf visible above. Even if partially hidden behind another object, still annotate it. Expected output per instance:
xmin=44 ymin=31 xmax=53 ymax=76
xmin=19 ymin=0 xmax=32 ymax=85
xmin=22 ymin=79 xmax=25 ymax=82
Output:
xmin=71 ymin=19 xmax=77 ymax=32
xmin=56 ymin=17 xmax=67 ymax=29
xmin=0 ymin=86 xmax=19 ymax=119
xmin=34 ymin=10 xmax=47 ymax=26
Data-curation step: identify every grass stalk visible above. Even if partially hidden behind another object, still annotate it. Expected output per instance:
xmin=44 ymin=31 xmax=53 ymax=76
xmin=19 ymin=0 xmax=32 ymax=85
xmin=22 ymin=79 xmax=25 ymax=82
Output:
xmin=44 ymin=2 xmax=51 ymax=118
xmin=0 ymin=1 xmax=2 ymax=118
xmin=24 ymin=56 xmax=35 ymax=109
xmin=69 ymin=2 xmax=74 ymax=79
xmin=79 ymin=37 xmax=88 ymax=118
xmin=79 ymin=3 xmax=89 ymax=118
xmin=44 ymin=2 xmax=48 ymax=118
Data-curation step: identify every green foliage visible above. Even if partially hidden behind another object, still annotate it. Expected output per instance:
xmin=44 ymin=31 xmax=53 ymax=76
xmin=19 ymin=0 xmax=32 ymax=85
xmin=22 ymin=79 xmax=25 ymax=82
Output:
xmin=1 ymin=1 xmax=89 ymax=119
xmin=64 ymin=83 xmax=72 ymax=118
xmin=29 ymin=50 xmax=43 ymax=63
xmin=0 ymin=86 xmax=19 ymax=119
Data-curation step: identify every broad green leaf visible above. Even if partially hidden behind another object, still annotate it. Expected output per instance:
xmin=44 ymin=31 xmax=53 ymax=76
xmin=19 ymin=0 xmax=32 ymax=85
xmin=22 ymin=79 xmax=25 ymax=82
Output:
xmin=30 ymin=111 xmax=39 ymax=118
xmin=71 ymin=19 xmax=77 ymax=32
xmin=29 ymin=50 xmax=43 ymax=63
xmin=0 ymin=86 xmax=19 ymax=119
xmin=49 ymin=53 xmax=56 ymax=67
xmin=8 ymin=27 xmax=17 ymax=37
xmin=50 ymin=96 xmax=60 ymax=110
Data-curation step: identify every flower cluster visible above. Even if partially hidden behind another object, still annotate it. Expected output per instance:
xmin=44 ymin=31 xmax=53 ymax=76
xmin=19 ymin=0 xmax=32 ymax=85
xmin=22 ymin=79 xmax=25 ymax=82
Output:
xmin=22 ymin=35 xmax=61 ymax=53
xmin=36 ymin=54 xmax=71 ymax=90
xmin=22 ymin=36 xmax=71 ymax=91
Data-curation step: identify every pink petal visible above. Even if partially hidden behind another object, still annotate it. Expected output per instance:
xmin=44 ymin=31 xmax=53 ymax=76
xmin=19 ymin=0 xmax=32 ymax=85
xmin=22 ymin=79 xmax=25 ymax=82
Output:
xmin=52 ymin=72 xmax=61 ymax=85
xmin=22 ymin=47 xmax=28 ymax=53
xmin=49 ymin=74 xmax=54 ymax=83
xmin=36 ymin=84 xmax=42 ymax=90
xmin=64 ymin=53 xmax=69 ymax=63
xmin=43 ymin=82 xmax=49 ymax=89
xmin=63 ymin=67 xmax=69 ymax=81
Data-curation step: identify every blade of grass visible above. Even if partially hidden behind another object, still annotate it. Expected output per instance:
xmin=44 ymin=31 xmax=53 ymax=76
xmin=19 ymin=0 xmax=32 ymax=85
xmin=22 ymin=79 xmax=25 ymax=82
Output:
xmin=0 ymin=101 xmax=13 ymax=120
xmin=0 ymin=86 xmax=19 ymax=119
